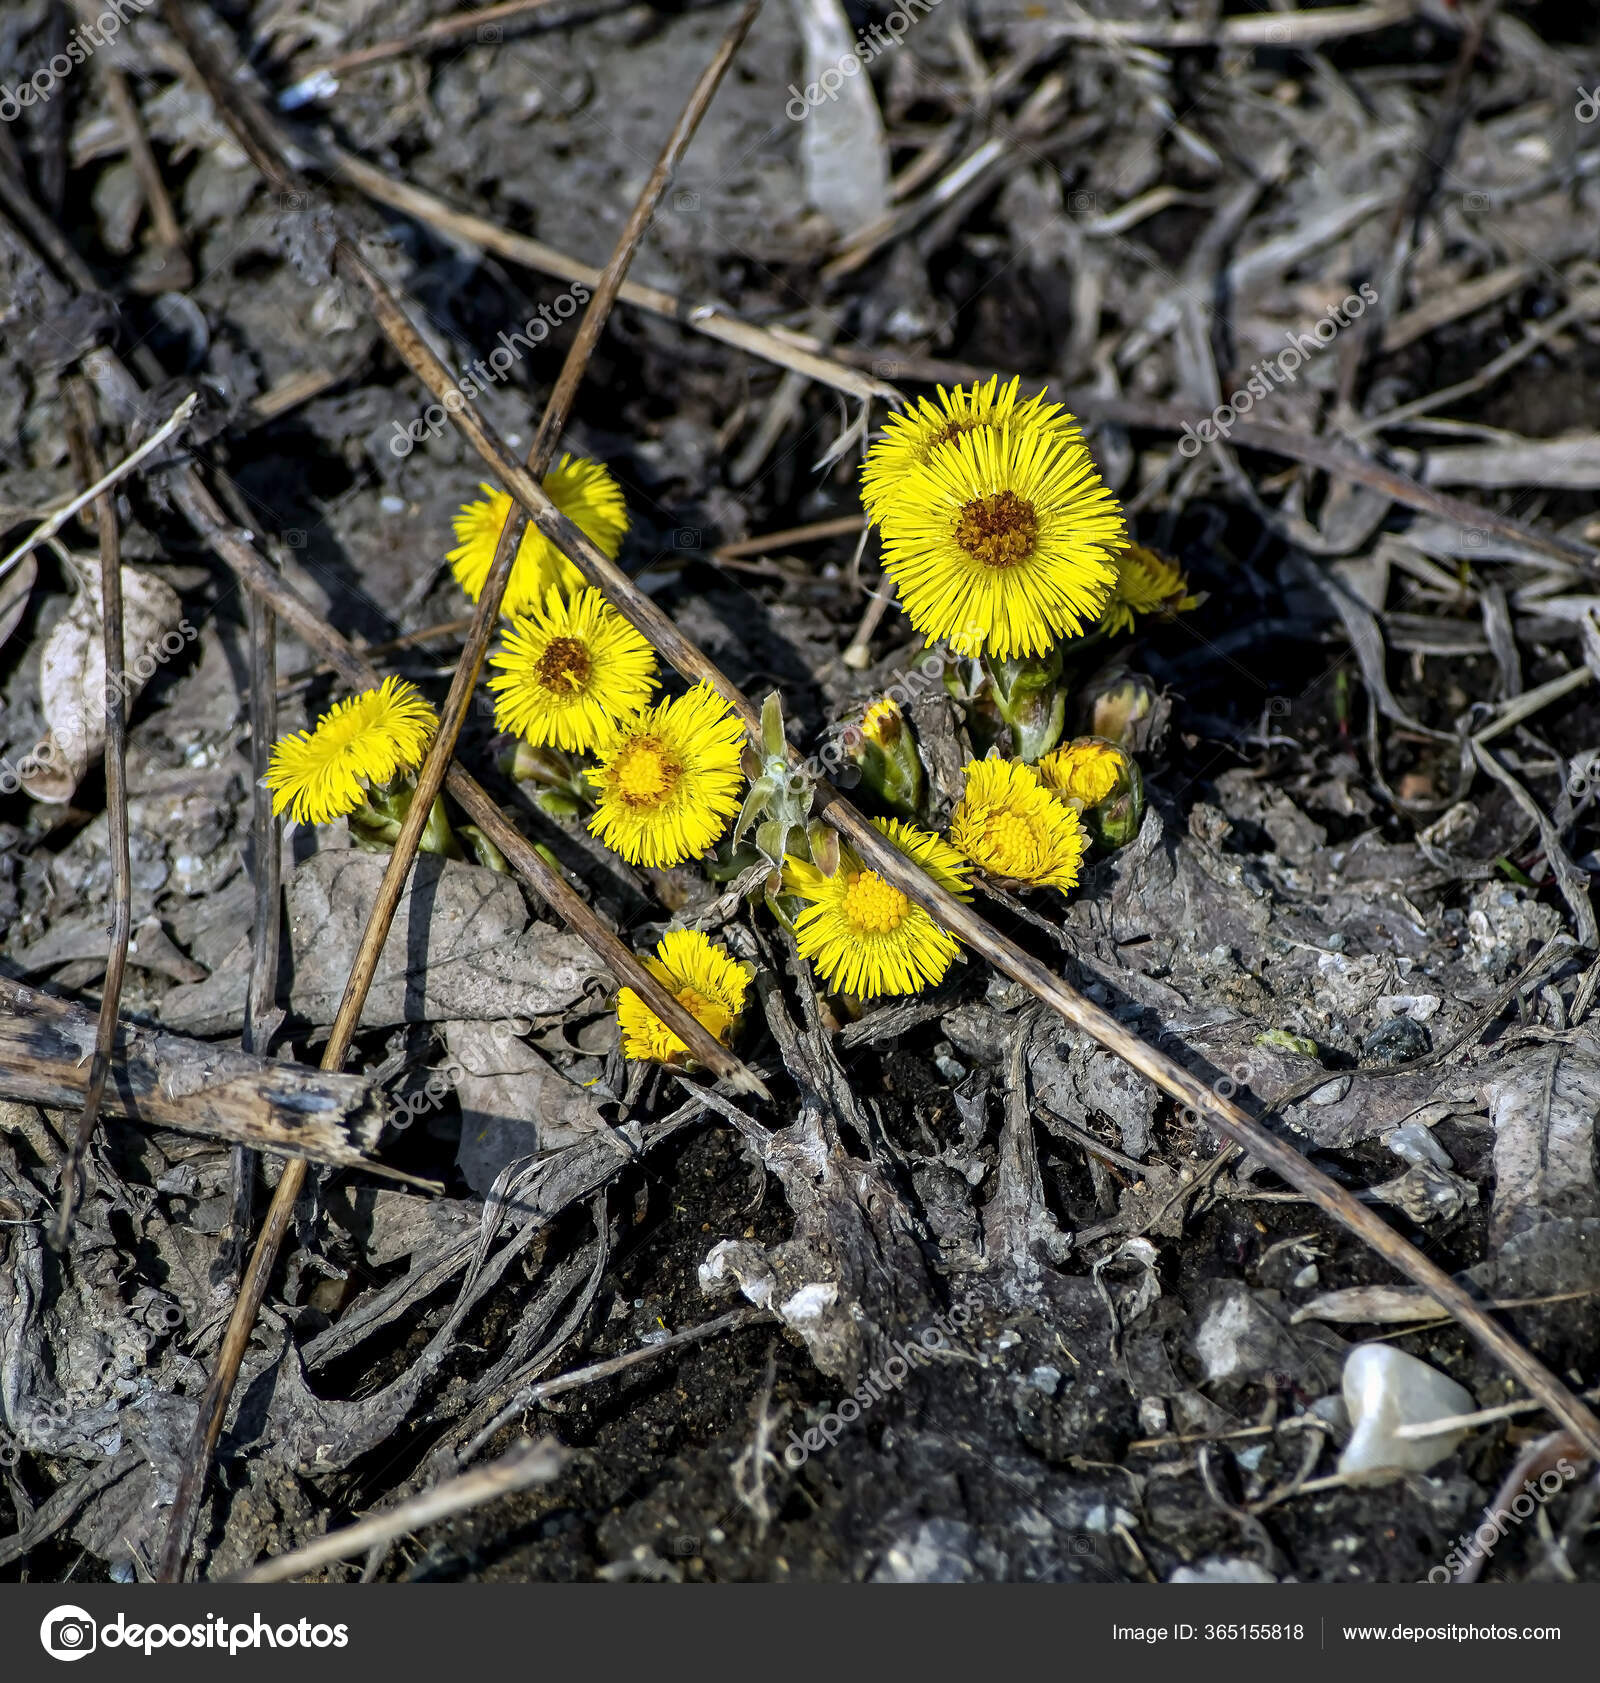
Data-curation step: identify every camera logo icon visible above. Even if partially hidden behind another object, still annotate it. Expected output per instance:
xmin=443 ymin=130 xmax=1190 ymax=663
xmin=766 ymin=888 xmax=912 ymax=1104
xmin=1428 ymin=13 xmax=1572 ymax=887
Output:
xmin=40 ymin=1606 xmax=98 ymax=1661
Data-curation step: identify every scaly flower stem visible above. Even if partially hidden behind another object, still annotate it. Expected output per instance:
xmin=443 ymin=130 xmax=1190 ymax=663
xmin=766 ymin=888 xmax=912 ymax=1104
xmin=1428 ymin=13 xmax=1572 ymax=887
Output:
xmin=984 ymin=649 xmax=1066 ymax=763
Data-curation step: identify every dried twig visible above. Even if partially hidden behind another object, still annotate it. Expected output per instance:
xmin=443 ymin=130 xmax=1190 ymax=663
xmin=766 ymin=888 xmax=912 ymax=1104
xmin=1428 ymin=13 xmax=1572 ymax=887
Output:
xmin=1033 ymin=1 xmax=1421 ymax=48
xmin=318 ymin=142 xmax=896 ymax=405
xmin=82 ymin=0 xmax=193 ymax=292
xmin=0 ymin=392 xmax=199 ymax=584
xmin=216 ymin=581 xmax=282 ymax=1287
xmin=283 ymin=0 xmax=571 ymax=89
xmin=0 ymin=978 xmax=400 ymax=1173
xmin=232 ymin=1437 xmax=569 ymax=1583
xmin=51 ymin=380 xmax=131 ymax=1250
xmin=459 ymin=1306 xmax=765 ymax=1463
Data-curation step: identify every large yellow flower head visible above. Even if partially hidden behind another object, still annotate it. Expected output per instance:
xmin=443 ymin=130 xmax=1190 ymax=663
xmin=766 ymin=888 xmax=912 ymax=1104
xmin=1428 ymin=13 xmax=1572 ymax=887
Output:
xmin=874 ymin=424 xmax=1127 ymax=660
xmin=861 ymin=376 xmax=1082 ymax=522
xmin=488 ymin=587 xmax=657 ymax=753
xmin=448 ymin=455 xmax=629 ymax=616
xmin=264 ymin=677 xmax=438 ymax=827
xmin=585 ymin=682 xmax=745 ymax=867
xmin=949 ymin=757 xmax=1088 ymax=894
xmin=1102 ymin=543 xmax=1198 ymax=635
xmin=782 ymin=818 xmax=970 ymax=998
xmin=617 ymin=928 xmax=753 ymax=1066
xmin=1038 ymin=738 xmax=1123 ymax=810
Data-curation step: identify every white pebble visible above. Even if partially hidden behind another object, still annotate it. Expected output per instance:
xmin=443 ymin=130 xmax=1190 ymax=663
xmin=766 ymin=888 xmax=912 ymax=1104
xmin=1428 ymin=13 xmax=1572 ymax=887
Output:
xmin=1337 ymin=1344 xmax=1474 ymax=1476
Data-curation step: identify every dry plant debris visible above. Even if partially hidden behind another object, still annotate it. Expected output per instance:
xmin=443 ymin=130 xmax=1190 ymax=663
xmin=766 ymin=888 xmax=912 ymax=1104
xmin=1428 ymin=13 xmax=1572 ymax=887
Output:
xmin=1 ymin=0 xmax=1600 ymax=1587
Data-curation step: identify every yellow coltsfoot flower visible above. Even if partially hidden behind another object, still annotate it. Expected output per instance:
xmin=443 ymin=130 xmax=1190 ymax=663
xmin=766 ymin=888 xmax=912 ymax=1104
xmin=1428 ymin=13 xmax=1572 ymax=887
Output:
xmin=948 ymin=757 xmax=1088 ymax=894
xmin=488 ymin=587 xmax=657 ymax=753
xmin=617 ymin=928 xmax=753 ymax=1066
xmin=861 ymin=376 xmax=1082 ymax=522
xmin=586 ymin=681 xmax=745 ymax=867
xmin=1102 ymin=543 xmax=1199 ymax=635
xmin=782 ymin=818 xmax=969 ymax=998
xmin=1038 ymin=737 xmax=1124 ymax=810
xmin=264 ymin=677 xmax=438 ymax=827
xmin=875 ymin=424 xmax=1127 ymax=660
xmin=1040 ymin=736 xmax=1145 ymax=851
xmin=448 ymin=455 xmax=629 ymax=616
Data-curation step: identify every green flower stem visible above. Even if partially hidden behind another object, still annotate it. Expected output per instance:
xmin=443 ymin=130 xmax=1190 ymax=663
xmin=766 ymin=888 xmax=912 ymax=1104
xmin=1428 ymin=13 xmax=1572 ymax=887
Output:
xmin=984 ymin=650 xmax=1066 ymax=763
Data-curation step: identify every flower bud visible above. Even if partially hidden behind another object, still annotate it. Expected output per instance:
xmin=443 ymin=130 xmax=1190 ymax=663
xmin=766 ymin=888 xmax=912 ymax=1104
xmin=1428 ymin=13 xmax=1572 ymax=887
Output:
xmin=846 ymin=696 xmax=925 ymax=818
xmin=1038 ymin=736 xmax=1145 ymax=851
xmin=1079 ymin=668 xmax=1164 ymax=752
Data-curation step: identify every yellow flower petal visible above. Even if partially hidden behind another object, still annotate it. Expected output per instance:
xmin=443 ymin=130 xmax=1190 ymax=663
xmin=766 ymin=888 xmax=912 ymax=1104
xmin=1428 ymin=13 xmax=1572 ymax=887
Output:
xmin=488 ymin=587 xmax=657 ymax=752
xmin=585 ymin=682 xmax=745 ymax=867
xmin=617 ymin=928 xmax=753 ymax=1065
xmin=874 ymin=423 xmax=1127 ymax=659
xmin=782 ymin=818 xmax=969 ymax=998
xmin=1038 ymin=738 xmax=1124 ymax=809
xmin=1102 ymin=543 xmax=1198 ymax=635
xmin=948 ymin=757 xmax=1087 ymax=894
xmin=264 ymin=677 xmax=438 ymax=827
xmin=447 ymin=455 xmax=629 ymax=616
xmin=861 ymin=375 xmax=1083 ymax=522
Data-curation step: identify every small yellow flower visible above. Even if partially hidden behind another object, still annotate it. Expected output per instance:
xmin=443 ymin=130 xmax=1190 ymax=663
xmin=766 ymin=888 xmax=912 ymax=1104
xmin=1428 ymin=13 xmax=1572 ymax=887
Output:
xmin=860 ymin=695 xmax=906 ymax=748
xmin=264 ymin=678 xmax=438 ymax=827
xmin=861 ymin=376 xmax=1082 ymax=522
xmin=448 ymin=455 xmax=629 ymax=616
xmin=874 ymin=424 xmax=1127 ymax=660
xmin=1038 ymin=738 xmax=1123 ymax=810
xmin=782 ymin=818 xmax=969 ymax=998
xmin=617 ymin=928 xmax=753 ymax=1065
xmin=488 ymin=587 xmax=657 ymax=752
xmin=1102 ymin=543 xmax=1198 ymax=635
xmin=586 ymin=682 xmax=745 ymax=867
xmin=948 ymin=758 xmax=1087 ymax=894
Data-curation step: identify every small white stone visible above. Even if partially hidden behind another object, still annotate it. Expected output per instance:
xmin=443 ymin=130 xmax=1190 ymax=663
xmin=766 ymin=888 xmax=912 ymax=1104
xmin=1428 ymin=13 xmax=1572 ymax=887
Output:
xmin=1337 ymin=1344 xmax=1475 ymax=1476
xmin=1292 ymin=1263 xmax=1320 ymax=1289
xmin=1385 ymin=1122 xmax=1452 ymax=1169
xmin=1310 ymin=1075 xmax=1353 ymax=1106
xmin=1170 ymin=1559 xmax=1277 ymax=1583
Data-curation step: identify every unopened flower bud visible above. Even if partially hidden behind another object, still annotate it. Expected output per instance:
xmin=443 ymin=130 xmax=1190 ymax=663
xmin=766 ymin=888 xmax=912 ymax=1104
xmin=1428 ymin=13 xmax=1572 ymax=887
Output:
xmin=1039 ymin=736 xmax=1145 ymax=851
xmin=1081 ymin=669 xmax=1163 ymax=751
xmin=846 ymin=695 xmax=925 ymax=817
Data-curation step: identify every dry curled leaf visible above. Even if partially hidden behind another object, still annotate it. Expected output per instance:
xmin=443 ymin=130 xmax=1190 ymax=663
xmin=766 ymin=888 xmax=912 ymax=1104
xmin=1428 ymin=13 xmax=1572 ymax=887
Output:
xmin=23 ymin=559 xmax=189 ymax=803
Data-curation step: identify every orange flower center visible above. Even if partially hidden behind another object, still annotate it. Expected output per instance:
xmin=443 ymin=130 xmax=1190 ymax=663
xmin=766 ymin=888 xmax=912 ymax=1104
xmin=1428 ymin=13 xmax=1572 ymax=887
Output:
xmin=955 ymin=491 xmax=1038 ymax=570
xmin=842 ymin=869 xmax=909 ymax=935
xmin=536 ymin=636 xmax=593 ymax=695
